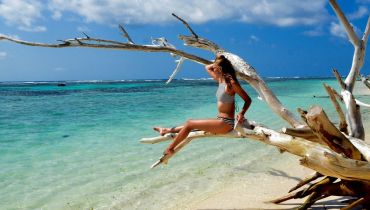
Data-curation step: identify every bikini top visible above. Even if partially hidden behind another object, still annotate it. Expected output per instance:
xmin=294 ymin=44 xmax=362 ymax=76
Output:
xmin=216 ymin=83 xmax=235 ymax=103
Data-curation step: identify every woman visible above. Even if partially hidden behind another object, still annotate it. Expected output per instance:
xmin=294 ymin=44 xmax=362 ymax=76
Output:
xmin=154 ymin=55 xmax=252 ymax=155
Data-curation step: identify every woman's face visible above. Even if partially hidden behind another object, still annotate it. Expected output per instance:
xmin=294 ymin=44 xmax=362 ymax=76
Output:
xmin=213 ymin=61 xmax=222 ymax=74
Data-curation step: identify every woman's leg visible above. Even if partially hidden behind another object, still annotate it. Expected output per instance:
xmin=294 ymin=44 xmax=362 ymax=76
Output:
xmin=164 ymin=119 xmax=232 ymax=154
xmin=153 ymin=126 xmax=184 ymax=135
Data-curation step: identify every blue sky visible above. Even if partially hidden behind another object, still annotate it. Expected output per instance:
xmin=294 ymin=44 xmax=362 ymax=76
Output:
xmin=0 ymin=0 xmax=369 ymax=81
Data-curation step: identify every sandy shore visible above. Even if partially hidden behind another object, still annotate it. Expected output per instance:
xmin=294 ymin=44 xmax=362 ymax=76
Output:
xmin=188 ymin=152 xmax=346 ymax=210
xmin=187 ymin=84 xmax=370 ymax=210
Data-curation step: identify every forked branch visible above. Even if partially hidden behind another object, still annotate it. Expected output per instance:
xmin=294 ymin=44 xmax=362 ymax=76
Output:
xmin=0 ymin=34 xmax=211 ymax=65
xmin=329 ymin=0 xmax=359 ymax=46
xmin=118 ymin=24 xmax=135 ymax=44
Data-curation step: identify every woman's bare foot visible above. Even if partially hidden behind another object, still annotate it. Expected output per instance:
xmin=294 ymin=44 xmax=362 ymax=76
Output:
xmin=153 ymin=127 xmax=171 ymax=136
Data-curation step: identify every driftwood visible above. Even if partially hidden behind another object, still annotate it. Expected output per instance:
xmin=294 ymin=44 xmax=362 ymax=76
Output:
xmin=299 ymin=106 xmax=362 ymax=160
xmin=1 ymin=0 xmax=370 ymax=209
xmin=324 ymin=83 xmax=348 ymax=133
xmin=361 ymin=74 xmax=370 ymax=92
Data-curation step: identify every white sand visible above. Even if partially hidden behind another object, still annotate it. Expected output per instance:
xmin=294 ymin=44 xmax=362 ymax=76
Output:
xmin=187 ymin=152 xmax=347 ymax=210
xmin=187 ymin=84 xmax=370 ymax=210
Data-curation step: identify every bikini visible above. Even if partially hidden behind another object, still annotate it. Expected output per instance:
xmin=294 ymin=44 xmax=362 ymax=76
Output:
xmin=216 ymin=82 xmax=235 ymax=128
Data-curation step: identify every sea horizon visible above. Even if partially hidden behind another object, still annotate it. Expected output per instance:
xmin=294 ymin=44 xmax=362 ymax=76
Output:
xmin=0 ymin=75 xmax=340 ymax=84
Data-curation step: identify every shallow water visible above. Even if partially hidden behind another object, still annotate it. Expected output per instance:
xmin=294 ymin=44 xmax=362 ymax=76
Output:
xmin=0 ymin=78 xmax=367 ymax=210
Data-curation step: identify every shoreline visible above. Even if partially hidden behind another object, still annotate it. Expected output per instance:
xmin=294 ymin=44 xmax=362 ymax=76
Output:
xmin=187 ymin=84 xmax=370 ymax=210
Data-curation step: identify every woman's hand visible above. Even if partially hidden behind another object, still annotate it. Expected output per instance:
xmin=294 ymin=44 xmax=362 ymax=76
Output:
xmin=236 ymin=112 xmax=245 ymax=124
xmin=205 ymin=64 xmax=215 ymax=71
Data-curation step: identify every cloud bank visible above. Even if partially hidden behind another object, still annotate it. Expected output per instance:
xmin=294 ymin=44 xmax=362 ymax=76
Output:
xmin=0 ymin=0 xmax=367 ymax=40
xmin=0 ymin=0 xmax=330 ymax=30
xmin=47 ymin=0 xmax=328 ymax=26
xmin=0 ymin=0 xmax=46 ymax=31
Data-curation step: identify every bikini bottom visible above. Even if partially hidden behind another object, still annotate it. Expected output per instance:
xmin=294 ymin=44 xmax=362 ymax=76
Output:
xmin=217 ymin=116 xmax=235 ymax=128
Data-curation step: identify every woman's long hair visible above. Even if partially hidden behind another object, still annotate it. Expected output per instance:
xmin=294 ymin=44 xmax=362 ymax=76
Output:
xmin=215 ymin=55 xmax=238 ymax=88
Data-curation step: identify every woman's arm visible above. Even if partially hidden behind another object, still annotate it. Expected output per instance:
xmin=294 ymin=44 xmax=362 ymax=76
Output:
xmin=231 ymin=80 xmax=252 ymax=122
xmin=205 ymin=64 xmax=219 ymax=81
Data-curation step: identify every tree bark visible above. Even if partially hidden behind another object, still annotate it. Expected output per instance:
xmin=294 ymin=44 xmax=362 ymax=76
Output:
xmin=300 ymin=105 xmax=362 ymax=160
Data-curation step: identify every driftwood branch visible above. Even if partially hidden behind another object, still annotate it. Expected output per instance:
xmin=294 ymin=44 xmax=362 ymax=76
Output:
xmin=330 ymin=0 xmax=368 ymax=94
xmin=82 ymin=32 xmax=90 ymax=39
xmin=363 ymin=15 xmax=370 ymax=46
xmin=324 ymin=84 xmax=348 ymax=133
xmin=332 ymin=68 xmax=365 ymax=138
xmin=0 ymin=35 xmax=211 ymax=65
xmin=333 ymin=68 xmax=346 ymax=90
xmin=361 ymin=74 xmax=370 ymax=90
xmin=282 ymin=127 xmax=318 ymax=142
xmin=118 ymin=24 xmax=135 ymax=44
xmin=329 ymin=0 xmax=360 ymax=46
xmin=342 ymin=90 xmax=365 ymax=139
xmin=172 ymin=13 xmax=198 ymax=38
xmin=355 ymin=99 xmax=370 ymax=108
xmin=166 ymin=57 xmax=186 ymax=84
xmin=288 ymin=172 xmax=323 ymax=193
xmin=142 ymin=123 xmax=370 ymax=181
xmin=300 ymin=105 xmax=362 ymax=160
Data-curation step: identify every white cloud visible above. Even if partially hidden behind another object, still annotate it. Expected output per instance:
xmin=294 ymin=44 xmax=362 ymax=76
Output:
xmin=77 ymin=25 xmax=90 ymax=32
xmin=303 ymin=25 xmax=324 ymax=36
xmin=0 ymin=51 xmax=7 ymax=60
xmin=53 ymin=67 xmax=67 ymax=72
xmin=0 ymin=0 xmax=46 ymax=32
xmin=47 ymin=0 xmax=328 ymax=27
xmin=250 ymin=35 xmax=259 ymax=42
xmin=0 ymin=0 xmax=343 ymax=36
xmin=18 ymin=25 xmax=46 ymax=32
xmin=303 ymin=29 xmax=323 ymax=37
xmin=51 ymin=10 xmax=62 ymax=20
xmin=237 ymin=0 xmax=328 ymax=27
xmin=330 ymin=22 xmax=347 ymax=39
xmin=329 ymin=21 xmax=361 ymax=40
xmin=348 ymin=6 xmax=368 ymax=20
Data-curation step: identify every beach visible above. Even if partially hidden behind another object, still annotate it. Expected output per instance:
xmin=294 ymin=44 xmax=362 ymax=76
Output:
xmin=188 ymin=82 xmax=370 ymax=210
xmin=0 ymin=78 xmax=369 ymax=210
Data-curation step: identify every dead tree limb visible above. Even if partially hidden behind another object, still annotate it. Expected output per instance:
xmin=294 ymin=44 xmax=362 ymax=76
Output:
xmin=333 ymin=68 xmax=346 ymax=90
xmin=324 ymin=84 xmax=348 ymax=133
xmin=0 ymin=35 xmax=211 ymax=65
xmin=282 ymin=127 xmax=318 ymax=142
xmin=329 ymin=0 xmax=369 ymax=139
xmin=172 ymin=13 xmax=199 ymax=39
xmin=300 ymin=105 xmax=362 ymax=160
xmin=118 ymin=24 xmax=135 ymax=44
xmin=329 ymin=0 xmax=367 ymax=92
xmin=361 ymin=74 xmax=370 ymax=90
xmin=288 ymin=172 xmax=323 ymax=193
xmin=142 ymin=124 xmax=370 ymax=181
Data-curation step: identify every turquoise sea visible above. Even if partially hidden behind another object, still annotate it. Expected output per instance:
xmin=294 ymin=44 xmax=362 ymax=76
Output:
xmin=0 ymin=78 xmax=369 ymax=210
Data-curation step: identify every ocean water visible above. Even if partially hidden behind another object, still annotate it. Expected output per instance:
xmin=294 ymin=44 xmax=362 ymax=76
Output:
xmin=0 ymin=78 xmax=368 ymax=210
